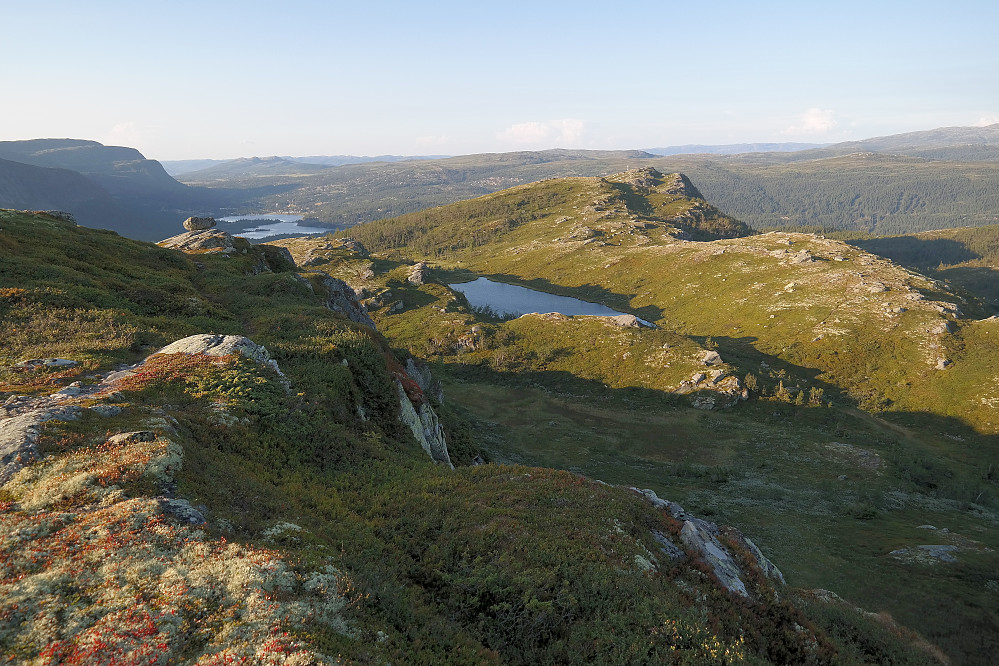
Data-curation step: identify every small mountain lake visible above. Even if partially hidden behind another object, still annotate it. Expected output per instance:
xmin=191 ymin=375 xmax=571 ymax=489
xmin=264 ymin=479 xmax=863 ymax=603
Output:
xmin=449 ymin=277 xmax=648 ymax=322
xmin=218 ymin=214 xmax=331 ymax=239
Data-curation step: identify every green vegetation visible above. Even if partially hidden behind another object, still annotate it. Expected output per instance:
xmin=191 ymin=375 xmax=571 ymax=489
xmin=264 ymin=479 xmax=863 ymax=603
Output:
xmin=3 ymin=209 xmax=952 ymax=663
xmin=267 ymin=169 xmax=999 ymax=663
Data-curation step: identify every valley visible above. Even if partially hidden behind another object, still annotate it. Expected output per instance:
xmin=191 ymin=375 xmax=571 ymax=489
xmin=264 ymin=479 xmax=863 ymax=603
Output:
xmin=3 ymin=129 xmax=999 ymax=664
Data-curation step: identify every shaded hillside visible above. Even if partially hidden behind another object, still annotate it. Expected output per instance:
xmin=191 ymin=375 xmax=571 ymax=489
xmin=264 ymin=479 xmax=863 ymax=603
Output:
xmin=0 ymin=157 xmax=156 ymax=236
xmin=0 ymin=209 xmax=947 ymax=664
xmin=0 ymin=139 xmax=225 ymax=241
xmin=847 ymin=224 xmax=999 ymax=311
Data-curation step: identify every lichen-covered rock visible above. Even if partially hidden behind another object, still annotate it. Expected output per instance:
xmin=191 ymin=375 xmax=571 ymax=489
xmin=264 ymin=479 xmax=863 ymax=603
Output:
xmin=10 ymin=358 xmax=78 ymax=372
xmin=183 ymin=216 xmax=217 ymax=231
xmin=154 ymin=334 xmax=282 ymax=375
xmin=1 ymin=406 xmax=82 ymax=486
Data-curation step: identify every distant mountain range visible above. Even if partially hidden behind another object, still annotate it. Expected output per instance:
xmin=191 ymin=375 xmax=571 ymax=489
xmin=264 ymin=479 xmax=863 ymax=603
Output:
xmin=4 ymin=124 xmax=999 ymax=242
xmin=646 ymin=142 xmax=827 ymax=155
xmin=161 ymin=154 xmax=448 ymax=177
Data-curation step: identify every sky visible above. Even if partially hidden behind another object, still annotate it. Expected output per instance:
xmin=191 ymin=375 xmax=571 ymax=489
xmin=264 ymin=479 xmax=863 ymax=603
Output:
xmin=2 ymin=0 xmax=998 ymax=160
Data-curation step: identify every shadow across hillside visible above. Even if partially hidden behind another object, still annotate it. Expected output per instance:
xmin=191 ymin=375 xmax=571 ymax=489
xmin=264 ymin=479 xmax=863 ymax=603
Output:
xmin=848 ymin=236 xmax=981 ymax=269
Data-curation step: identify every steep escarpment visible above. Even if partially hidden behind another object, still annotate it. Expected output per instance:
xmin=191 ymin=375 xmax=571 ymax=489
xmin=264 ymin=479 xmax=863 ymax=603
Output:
xmin=0 ymin=210 xmax=946 ymax=663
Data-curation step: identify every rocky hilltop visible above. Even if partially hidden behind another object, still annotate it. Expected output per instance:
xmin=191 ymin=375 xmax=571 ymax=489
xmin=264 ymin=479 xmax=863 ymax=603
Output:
xmin=0 ymin=207 xmax=952 ymax=663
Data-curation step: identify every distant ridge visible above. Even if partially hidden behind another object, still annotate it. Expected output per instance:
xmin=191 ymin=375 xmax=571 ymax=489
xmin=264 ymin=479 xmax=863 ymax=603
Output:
xmin=163 ymin=154 xmax=449 ymax=177
xmin=647 ymin=142 xmax=827 ymax=155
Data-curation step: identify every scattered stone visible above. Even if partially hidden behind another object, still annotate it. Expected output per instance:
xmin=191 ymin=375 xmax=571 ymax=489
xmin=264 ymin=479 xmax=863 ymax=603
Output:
xmin=338 ymin=237 xmax=367 ymax=255
xmin=936 ymin=358 xmax=951 ymax=370
xmin=602 ymin=314 xmax=656 ymax=328
xmin=916 ymin=525 xmax=938 ymax=530
xmin=90 ymin=404 xmax=122 ymax=418
xmin=889 ymin=544 xmax=959 ymax=564
xmin=159 ymin=229 xmax=241 ymax=254
xmin=182 ymin=216 xmax=217 ymax=231
xmin=157 ymin=497 xmax=206 ymax=524
xmin=691 ymin=395 xmax=717 ymax=410
xmin=11 ymin=358 xmax=78 ymax=372
xmin=41 ymin=210 xmax=77 ymax=224
xmin=790 ymin=250 xmax=813 ymax=264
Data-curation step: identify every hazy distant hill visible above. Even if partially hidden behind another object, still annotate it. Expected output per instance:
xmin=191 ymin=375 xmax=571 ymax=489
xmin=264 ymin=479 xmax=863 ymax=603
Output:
xmin=162 ymin=154 xmax=447 ymax=177
xmin=743 ymin=123 xmax=999 ymax=164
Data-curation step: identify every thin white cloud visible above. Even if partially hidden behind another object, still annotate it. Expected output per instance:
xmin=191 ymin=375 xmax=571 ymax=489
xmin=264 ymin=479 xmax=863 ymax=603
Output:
xmin=552 ymin=118 xmax=584 ymax=144
xmin=497 ymin=119 xmax=585 ymax=147
xmin=498 ymin=121 xmax=551 ymax=145
xmin=103 ymin=121 xmax=143 ymax=148
xmin=975 ymin=115 xmax=999 ymax=127
xmin=784 ymin=108 xmax=838 ymax=136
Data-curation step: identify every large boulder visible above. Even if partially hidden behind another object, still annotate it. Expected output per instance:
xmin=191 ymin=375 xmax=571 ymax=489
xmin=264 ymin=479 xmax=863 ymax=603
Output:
xmin=183 ymin=216 xmax=217 ymax=231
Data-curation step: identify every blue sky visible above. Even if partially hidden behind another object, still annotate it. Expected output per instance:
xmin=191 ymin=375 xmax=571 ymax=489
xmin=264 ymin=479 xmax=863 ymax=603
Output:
xmin=3 ymin=0 xmax=997 ymax=160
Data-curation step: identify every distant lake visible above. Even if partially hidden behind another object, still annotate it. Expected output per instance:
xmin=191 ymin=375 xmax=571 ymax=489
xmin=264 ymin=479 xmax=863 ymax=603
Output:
xmin=449 ymin=277 xmax=647 ymax=321
xmin=218 ymin=214 xmax=331 ymax=239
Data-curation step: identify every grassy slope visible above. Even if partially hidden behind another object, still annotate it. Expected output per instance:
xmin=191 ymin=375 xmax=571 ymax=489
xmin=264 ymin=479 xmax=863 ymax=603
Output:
xmin=273 ymin=174 xmax=999 ymax=663
xmin=1 ymin=210 xmax=941 ymax=664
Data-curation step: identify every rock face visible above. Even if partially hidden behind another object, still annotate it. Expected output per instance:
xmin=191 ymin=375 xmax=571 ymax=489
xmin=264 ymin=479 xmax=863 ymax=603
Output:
xmin=405 ymin=357 xmax=445 ymax=404
xmin=183 ymin=216 xmax=217 ymax=231
xmin=632 ymin=488 xmax=785 ymax=597
xmin=395 ymin=380 xmax=452 ymax=468
xmin=320 ymin=274 xmax=376 ymax=328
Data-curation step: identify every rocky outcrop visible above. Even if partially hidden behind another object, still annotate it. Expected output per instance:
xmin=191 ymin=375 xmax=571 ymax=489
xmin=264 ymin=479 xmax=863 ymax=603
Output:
xmin=396 ymin=380 xmax=452 ymax=467
xmin=183 ymin=216 xmax=217 ymax=231
xmin=158 ymin=229 xmax=243 ymax=254
xmin=632 ymin=488 xmax=785 ymax=597
xmin=320 ymin=274 xmax=376 ymax=328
